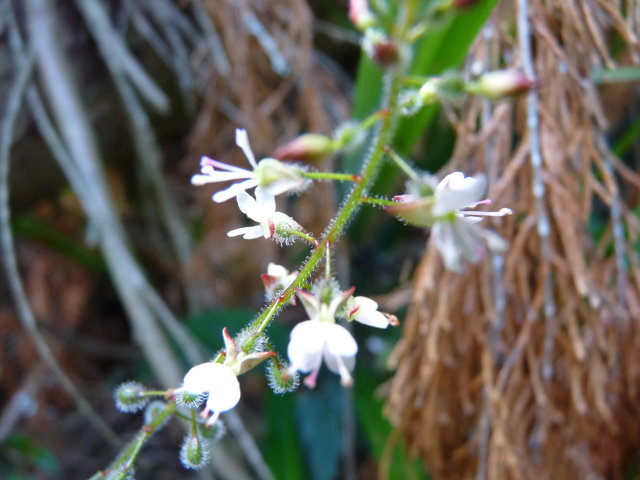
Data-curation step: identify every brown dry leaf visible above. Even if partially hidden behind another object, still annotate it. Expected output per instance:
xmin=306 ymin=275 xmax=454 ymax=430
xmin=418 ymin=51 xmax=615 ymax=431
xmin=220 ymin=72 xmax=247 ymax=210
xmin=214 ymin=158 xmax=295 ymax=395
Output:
xmin=386 ymin=1 xmax=640 ymax=479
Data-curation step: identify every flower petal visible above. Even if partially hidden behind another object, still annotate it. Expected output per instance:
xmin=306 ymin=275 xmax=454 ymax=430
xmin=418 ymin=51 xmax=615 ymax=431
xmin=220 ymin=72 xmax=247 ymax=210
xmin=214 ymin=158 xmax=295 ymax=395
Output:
xmin=236 ymin=191 xmax=261 ymax=221
xmin=324 ymin=323 xmax=358 ymax=357
xmin=267 ymin=263 xmax=288 ymax=276
xmin=287 ymin=320 xmax=326 ymax=373
xmin=203 ymin=365 xmax=241 ymax=413
xmin=227 ymin=226 xmax=264 ymax=239
xmin=255 ymin=187 xmax=276 ymax=214
xmin=235 ymin=128 xmax=257 ymax=168
xmin=264 ymin=177 xmax=306 ymax=197
xmin=201 ymin=156 xmax=251 ymax=174
xmin=432 ymin=222 xmax=463 ymax=272
xmin=351 ymin=297 xmax=389 ymax=328
xmin=181 ymin=363 xmax=240 ymax=414
xmin=433 ymin=172 xmax=486 ymax=216
xmin=192 ymin=170 xmax=254 ymax=185
xmin=296 ymin=290 xmax=320 ymax=319
xmin=212 ymin=179 xmax=259 ymax=203
xmin=323 ymin=350 xmax=356 ymax=376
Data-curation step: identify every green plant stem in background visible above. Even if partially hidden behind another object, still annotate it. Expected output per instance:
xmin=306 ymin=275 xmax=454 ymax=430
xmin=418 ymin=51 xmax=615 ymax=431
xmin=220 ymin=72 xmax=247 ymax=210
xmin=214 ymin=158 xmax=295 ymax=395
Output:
xmin=88 ymin=401 xmax=177 ymax=479
xmin=300 ymin=171 xmax=361 ymax=182
xmin=361 ymin=196 xmax=402 ymax=207
xmin=246 ymin=43 xmax=407 ymax=345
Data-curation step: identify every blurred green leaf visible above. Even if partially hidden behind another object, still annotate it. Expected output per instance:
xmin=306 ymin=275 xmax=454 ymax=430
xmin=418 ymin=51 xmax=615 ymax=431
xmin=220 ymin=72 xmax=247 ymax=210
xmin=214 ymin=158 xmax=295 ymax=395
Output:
xmin=354 ymin=360 xmax=428 ymax=480
xmin=294 ymin=376 xmax=345 ymax=480
xmin=613 ymin=115 xmax=640 ymax=157
xmin=263 ymin=391 xmax=306 ymax=480
xmin=2 ymin=435 xmax=60 ymax=478
xmin=12 ymin=215 xmax=104 ymax=271
xmin=592 ymin=66 xmax=640 ymax=84
xmin=183 ymin=308 xmax=255 ymax=351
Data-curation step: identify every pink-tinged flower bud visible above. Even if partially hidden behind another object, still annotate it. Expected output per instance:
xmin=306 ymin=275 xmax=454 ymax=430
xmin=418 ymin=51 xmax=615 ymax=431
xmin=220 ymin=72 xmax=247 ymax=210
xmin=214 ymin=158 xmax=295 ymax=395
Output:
xmin=466 ymin=69 xmax=539 ymax=99
xmin=451 ymin=0 xmax=481 ymax=8
xmin=363 ymin=29 xmax=400 ymax=68
xmin=272 ymin=134 xmax=335 ymax=162
xmin=349 ymin=0 xmax=376 ymax=31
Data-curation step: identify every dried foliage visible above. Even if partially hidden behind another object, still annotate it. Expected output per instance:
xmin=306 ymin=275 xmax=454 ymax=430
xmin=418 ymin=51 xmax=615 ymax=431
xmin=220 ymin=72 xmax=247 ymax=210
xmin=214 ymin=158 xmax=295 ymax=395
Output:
xmin=387 ymin=1 xmax=640 ymax=479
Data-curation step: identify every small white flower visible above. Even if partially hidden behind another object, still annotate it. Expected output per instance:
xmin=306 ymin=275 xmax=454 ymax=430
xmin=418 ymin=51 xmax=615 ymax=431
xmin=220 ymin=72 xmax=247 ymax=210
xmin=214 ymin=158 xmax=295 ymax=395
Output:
xmin=388 ymin=171 xmax=511 ymax=272
xmin=261 ymin=263 xmax=298 ymax=302
xmin=432 ymin=171 xmax=488 ymax=216
xmin=287 ymin=320 xmax=358 ymax=388
xmin=227 ymin=187 xmax=301 ymax=243
xmin=346 ymin=296 xmax=396 ymax=328
xmin=431 ymin=172 xmax=511 ymax=272
xmin=191 ymin=128 xmax=307 ymax=203
xmin=176 ymin=363 xmax=240 ymax=425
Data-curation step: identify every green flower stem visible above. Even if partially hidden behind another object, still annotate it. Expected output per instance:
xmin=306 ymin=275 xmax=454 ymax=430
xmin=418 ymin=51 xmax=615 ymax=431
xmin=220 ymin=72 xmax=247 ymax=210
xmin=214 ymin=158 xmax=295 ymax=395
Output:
xmin=142 ymin=390 xmax=169 ymax=397
xmin=281 ymin=226 xmax=318 ymax=246
xmin=89 ymin=401 xmax=177 ymax=479
xmin=403 ymin=75 xmax=430 ymax=87
xmin=249 ymin=66 xmax=405 ymax=338
xmin=359 ymin=109 xmax=389 ymax=130
xmin=300 ymin=171 xmax=361 ymax=183
xmin=384 ymin=146 xmax=419 ymax=180
xmin=361 ymin=196 xmax=402 ymax=207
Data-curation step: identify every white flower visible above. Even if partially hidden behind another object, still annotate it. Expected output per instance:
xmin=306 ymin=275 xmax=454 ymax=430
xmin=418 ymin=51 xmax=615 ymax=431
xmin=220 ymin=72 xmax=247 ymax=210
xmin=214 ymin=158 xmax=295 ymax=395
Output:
xmin=261 ymin=263 xmax=298 ymax=302
xmin=287 ymin=320 xmax=358 ymax=388
xmin=177 ymin=362 xmax=240 ymax=425
xmin=191 ymin=128 xmax=307 ymax=203
xmin=388 ymin=171 xmax=511 ymax=272
xmin=431 ymin=172 xmax=511 ymax=272
xmin=227 ymin=187 xmax=301 ymax=243
xmin=287 ymin=286 xmax=358 ymax=387
xmin=346 ymin=296 xmax=396 ymax=328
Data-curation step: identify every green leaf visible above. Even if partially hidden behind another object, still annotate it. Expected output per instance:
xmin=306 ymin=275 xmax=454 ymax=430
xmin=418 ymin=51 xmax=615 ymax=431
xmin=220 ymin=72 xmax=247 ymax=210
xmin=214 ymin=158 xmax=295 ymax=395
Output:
xmin=294 ymin=375 xmax=345 ymax=480
xmin=263 ymin=391 xmax=306 ymax=480
xmin=354 ymin=359 xmax=428 ymax=479
xmin=591 ymin=66 xmax=640 ymax=84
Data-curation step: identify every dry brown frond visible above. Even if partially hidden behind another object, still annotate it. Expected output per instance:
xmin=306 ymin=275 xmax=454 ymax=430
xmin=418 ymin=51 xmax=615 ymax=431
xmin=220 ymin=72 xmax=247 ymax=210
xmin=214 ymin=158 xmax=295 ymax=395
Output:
xmin=387 ymin=1 xmax=640 ymax=479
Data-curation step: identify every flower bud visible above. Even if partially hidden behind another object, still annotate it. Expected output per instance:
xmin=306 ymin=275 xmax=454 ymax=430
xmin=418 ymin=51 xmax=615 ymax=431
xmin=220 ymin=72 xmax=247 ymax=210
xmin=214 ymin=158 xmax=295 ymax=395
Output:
xmin=363 ymin=29 xmax=400 ymax=67
xmin=198 ymin=419 xmax=226 ymax=441
xmin=418 ymin=81 xmax=439 ymax=105
xmin=114 ymin=381 xmax=149 ymax=413
xmin=261 ymin=263 xmax=297 ymax=304
xmin=272 ymin=134 xmax=336 ymax=162
xmin=180 ymin=433 xmax=210 ymax=470
xmin=349 ymin=0 xmax=376 ymax=31
xmin=266 ymin=358 xmax=300 ymax=394
xmin=143 ymin=400 xmax=170 ymax=431
xmin=466 ymin=69 xmax=538 ymax=99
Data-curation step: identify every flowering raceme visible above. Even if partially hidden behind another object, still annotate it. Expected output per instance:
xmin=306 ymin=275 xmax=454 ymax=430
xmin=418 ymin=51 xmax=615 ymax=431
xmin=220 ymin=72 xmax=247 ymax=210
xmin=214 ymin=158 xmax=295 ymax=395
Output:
xmin=191 ymin=128 xmax=308 ymax=203
xmin=388 ymin=171 xmax=511 ymax=271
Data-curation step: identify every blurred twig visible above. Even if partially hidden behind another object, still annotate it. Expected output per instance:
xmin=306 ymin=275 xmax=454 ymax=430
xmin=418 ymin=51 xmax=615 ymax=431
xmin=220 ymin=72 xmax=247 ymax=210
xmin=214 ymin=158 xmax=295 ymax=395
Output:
xmin=0 ymin=36 xmax=120 ymax=447
xmin=75 ymin=0 xmax=199 ymax=313
xmin=26 ymin=0 xmax=183 ymax=388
